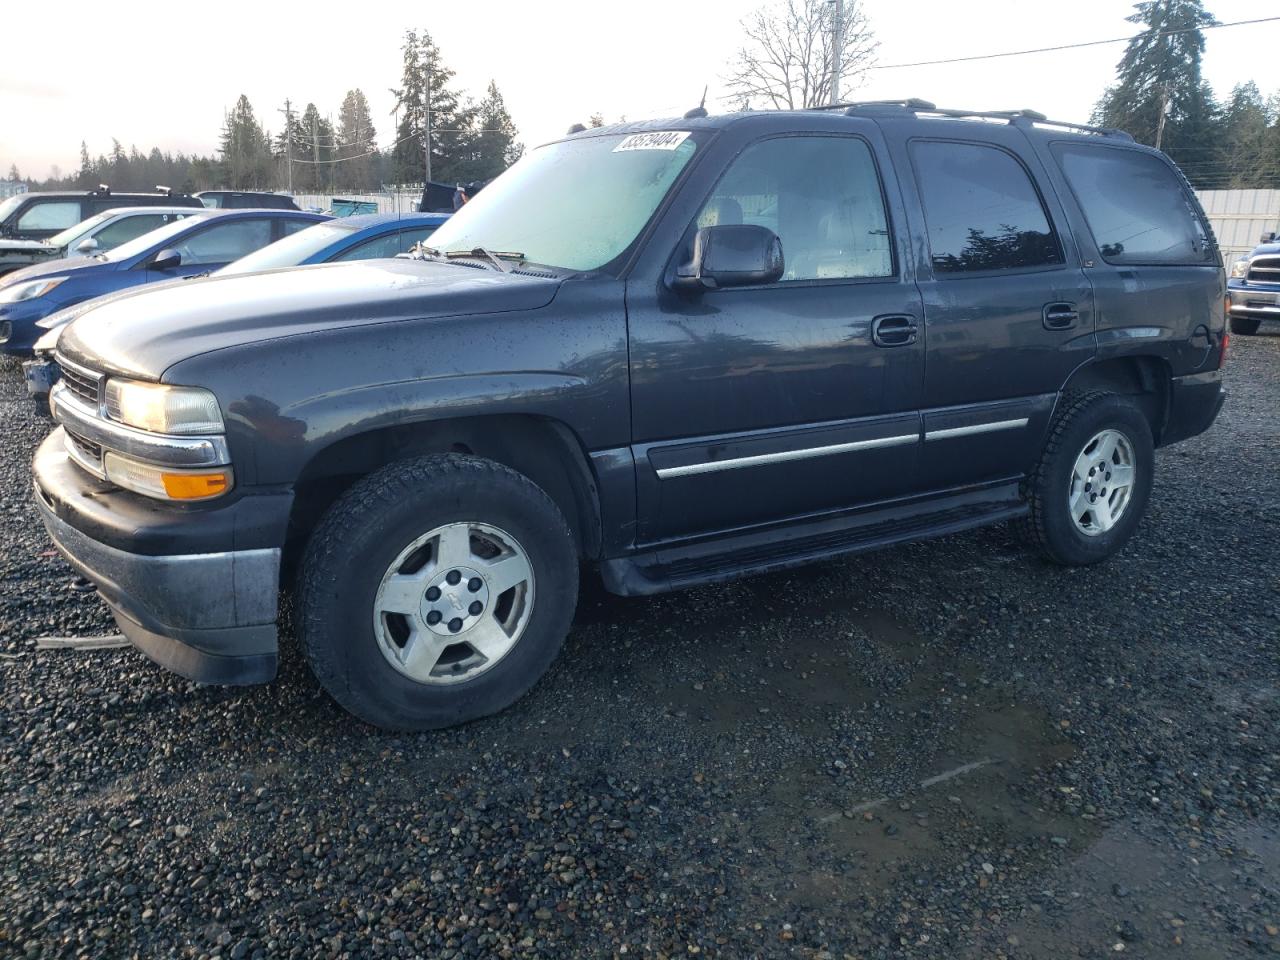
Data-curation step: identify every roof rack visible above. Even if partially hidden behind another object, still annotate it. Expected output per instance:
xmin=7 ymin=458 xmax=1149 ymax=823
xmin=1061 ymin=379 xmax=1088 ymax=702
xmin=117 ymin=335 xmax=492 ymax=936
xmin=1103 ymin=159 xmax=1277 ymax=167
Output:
xmin=809 ymin=100 xmax=1133 ymax=140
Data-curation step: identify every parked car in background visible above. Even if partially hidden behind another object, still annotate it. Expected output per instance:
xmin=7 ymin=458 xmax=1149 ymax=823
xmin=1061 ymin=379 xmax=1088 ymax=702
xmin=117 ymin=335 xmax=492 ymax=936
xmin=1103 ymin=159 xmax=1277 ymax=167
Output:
xmin=0 ymin=187 xmax=202 ymax=241
xmin=0 ymin=209 xmax=327 ymax=354
xmin=195 ymin=191 xmax=300 ymax=211
xmin=30 ymin=103 xmax=1226 ymax=731
xmin=22 ymin=212 xmax=450 ymax=397
xmin=1227 ymin=232 xmax=1280 ymax=334
xmin=0 ymin=207 xmax=202 ymax=277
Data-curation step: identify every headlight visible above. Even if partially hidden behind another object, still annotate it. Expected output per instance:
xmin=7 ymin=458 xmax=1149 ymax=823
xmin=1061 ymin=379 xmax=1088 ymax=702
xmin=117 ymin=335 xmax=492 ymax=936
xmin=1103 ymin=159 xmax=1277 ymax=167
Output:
xmin=102 ymin=451 xmax=233 ymax=501
xmin=104 ymin=378 xmax=224 ymax=435
xmin=0 ymin=277 xmax=67 ymax=303
xmin=1230 ymin=259 xmax=1250 ymax=279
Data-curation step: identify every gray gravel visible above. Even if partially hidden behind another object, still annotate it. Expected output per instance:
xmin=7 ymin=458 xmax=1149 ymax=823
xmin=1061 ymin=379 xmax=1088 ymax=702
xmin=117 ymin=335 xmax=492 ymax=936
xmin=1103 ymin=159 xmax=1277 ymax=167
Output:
xmin=1 ymin=334 xmax=1277 ymax=959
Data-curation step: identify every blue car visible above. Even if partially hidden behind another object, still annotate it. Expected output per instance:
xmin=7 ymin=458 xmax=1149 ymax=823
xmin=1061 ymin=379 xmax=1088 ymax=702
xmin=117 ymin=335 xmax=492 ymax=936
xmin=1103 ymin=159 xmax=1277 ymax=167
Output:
xmin=213 ymin=211 xmax=449 ymax=278
xmin=0 ymin=209 xmax=327 ymax=354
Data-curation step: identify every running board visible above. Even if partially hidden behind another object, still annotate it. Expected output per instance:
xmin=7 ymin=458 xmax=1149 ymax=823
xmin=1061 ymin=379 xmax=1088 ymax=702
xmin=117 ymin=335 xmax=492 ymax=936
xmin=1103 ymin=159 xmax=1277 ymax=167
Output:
xmin=599 ymin=482 xmax=1027 ymax=596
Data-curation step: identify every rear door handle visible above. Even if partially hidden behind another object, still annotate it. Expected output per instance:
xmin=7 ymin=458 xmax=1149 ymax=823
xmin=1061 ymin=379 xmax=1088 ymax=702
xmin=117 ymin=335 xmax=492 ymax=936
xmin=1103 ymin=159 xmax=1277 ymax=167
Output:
xmin=872 ymin=314 xmax=918 ymax=347
xmin=1043 ymin=302 xmax=1079 ymax=330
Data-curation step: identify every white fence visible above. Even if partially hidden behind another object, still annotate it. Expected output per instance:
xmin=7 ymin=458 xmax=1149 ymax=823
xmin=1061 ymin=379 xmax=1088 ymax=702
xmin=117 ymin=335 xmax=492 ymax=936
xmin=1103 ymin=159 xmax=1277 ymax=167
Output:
xmin=290 ymin=189 xmax=425 ymax=215
xmin=1197 ymin=190 xmax=1280 ymax=265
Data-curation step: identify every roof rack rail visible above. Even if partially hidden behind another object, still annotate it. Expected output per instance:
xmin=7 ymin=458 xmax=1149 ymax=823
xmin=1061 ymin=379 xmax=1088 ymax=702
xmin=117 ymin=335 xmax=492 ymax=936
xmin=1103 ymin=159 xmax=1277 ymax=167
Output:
xmin=819 ymin=101 xmax=1133 ymax=140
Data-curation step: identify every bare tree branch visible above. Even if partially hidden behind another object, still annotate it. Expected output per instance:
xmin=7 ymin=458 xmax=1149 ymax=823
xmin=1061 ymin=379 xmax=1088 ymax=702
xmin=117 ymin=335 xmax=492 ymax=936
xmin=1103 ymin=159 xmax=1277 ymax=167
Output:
xmin=723 ymin=0 xmax=879 ymax=111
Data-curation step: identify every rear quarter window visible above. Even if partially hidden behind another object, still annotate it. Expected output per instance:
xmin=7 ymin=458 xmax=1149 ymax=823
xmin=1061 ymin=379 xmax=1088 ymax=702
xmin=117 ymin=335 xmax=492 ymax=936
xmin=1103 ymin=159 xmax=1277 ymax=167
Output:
xmin=1051 ymin=143 xmax=1213 ymax=265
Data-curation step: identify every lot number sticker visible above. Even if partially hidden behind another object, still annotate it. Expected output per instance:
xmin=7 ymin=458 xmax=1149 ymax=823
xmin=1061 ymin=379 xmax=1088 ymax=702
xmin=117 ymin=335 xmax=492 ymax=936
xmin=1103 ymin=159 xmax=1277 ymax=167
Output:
xmin=613 ymin=131 xmax=691 ymax=152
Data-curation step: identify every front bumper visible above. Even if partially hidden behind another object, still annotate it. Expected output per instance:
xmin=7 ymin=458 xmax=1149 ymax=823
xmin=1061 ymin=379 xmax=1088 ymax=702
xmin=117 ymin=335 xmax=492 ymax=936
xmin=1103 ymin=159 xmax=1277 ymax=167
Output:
xmin=1227 ymin=282 xmax=1280 ymax=320
xmin=32 ymin=430 xmax=284 ymax=684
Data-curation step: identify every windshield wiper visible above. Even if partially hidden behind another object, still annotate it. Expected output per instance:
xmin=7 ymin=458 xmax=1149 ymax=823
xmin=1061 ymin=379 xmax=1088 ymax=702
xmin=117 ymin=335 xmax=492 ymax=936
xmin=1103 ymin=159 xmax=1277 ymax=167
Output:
xmin=445 ymin=247 xmax=525 ymax=273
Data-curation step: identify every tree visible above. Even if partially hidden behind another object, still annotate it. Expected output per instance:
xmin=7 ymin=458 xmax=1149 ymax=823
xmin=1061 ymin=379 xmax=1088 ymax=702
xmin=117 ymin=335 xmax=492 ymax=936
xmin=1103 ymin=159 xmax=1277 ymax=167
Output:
xmin=468 ymin=81 xmax=522 ymax=181
xmin=295 ymin=102 xmax=335 ymax=192
xmin=1093 ymin=0 xmax=1217 ymax=150
xmin=7 ymin=164 xmax=19 ymax=182
xmin=78 ymin=141 xmax=92 ymax=188
xmin=337 ymin=88 xmax=379 ymax=190
xmin=1203 ymin=83 xmax=1278 ymax=189
xmin=391 ymin=29 xmax=476 ymax=184
xmin=724 ymin=0 xmax=878 ymax=110
xmin=219 ymin=94 xmax=273 ymax=189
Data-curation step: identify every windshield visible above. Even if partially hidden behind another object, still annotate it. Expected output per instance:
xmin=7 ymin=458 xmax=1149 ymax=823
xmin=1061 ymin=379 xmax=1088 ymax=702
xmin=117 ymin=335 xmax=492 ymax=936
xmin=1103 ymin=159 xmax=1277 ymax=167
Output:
xmin=103 ymin=214 xmax=206 ymax=262
xmin=47 ymin=212 xmax=113 ymax=249
xmin=424 ymin=131 xmax=703 ymax=271
xmin=218 ymin=221 xmax=356 ymax=276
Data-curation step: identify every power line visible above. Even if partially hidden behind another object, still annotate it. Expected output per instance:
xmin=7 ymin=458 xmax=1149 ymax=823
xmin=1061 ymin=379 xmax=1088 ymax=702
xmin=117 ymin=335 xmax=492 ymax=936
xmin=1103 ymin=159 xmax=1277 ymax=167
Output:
xmin=871 ymin=16 xmax=1280 ymax=70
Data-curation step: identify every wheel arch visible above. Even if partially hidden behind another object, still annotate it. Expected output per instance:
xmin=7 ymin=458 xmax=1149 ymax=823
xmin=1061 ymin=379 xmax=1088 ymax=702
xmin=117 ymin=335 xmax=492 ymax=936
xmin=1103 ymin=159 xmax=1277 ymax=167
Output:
xmin=283 ymin=414 xmax=603 ymax=581
xmin=1060 ymin=355 xmax=1172 ymax=444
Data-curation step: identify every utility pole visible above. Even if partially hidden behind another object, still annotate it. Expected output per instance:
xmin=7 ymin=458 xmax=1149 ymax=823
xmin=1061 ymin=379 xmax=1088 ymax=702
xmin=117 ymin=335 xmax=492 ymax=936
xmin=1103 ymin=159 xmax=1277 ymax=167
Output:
xmin=312 ymin=113 xmax=320 ymax=193
xmin=278 ymin=99 xmax=294 ymax=194
xmin=423 ymin=59 xmax=433 ymax=185
xmin=829 ymin=0 xmax=844 ymax=105
xmin=1155 ymin=87 xmax=1170 ymax=150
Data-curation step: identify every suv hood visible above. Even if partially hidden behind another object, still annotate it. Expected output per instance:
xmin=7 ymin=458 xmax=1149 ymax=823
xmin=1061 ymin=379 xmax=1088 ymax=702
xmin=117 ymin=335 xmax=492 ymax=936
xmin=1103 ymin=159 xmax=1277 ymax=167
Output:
xmin=0 ymin=238 xmax=55 ymax=253
xmin=58 ymin=258 xmax=562 ymax=380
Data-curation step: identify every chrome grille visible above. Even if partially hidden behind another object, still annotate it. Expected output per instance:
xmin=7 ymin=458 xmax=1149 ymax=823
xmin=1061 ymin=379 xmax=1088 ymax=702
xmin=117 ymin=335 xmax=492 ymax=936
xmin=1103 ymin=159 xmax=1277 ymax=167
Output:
xmin=64 ymin=429 xmax=106 ymax=478
xmin=57 ymin=357 xmax=102 ymax=408
xmin=1247 ymin=256 xmax=1280 ymax=284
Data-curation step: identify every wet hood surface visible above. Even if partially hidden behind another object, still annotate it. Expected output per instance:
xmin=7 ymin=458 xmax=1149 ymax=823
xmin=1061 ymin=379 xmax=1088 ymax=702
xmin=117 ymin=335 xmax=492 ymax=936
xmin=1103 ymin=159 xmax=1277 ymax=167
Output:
xmin=57 ymin=258 xmax=561 ymax=380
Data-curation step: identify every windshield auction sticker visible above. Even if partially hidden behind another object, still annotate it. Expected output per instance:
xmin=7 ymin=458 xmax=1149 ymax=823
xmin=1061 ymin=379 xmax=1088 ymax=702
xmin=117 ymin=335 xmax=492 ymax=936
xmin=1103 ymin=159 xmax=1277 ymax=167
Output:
xmin=613 ymin=131 xmax=691 ymax=152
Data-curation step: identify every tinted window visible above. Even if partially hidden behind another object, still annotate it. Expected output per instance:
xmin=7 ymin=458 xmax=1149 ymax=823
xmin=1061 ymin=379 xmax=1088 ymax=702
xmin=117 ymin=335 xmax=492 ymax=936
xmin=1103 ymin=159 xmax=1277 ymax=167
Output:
xmin=279 ymin=218 xmax=312 ymax=238
xmin=398 ymin=225 xmax=439 ymax=252
xmin=695 ymin=136 xmax=892 ymax=281
xmin=174 ymin=219 xmax=273 ymax=265
xmin=17 ymin=201 xmax=82 ymax=231
xmin=911 ymin=141 xmax=1062 ymax=274
xmin=1052 ymin=143 xmax=1211 ymax=265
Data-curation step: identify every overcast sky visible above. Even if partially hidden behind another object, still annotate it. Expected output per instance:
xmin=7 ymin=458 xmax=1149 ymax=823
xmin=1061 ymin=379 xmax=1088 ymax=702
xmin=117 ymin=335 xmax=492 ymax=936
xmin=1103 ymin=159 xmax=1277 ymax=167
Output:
xmin=0 ymin=0 xmax=1276 ymax=180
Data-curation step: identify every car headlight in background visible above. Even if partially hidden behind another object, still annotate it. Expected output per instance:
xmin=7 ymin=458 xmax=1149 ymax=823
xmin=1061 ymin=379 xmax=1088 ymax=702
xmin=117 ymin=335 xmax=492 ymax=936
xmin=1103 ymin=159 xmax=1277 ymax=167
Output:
xmin=104 ymin=378 xmax=224 ymax=435
xmin=1229 ymin=259 xmax=1250 ymax=279
xmin=0 ymin=277 xmax=67 ymax=304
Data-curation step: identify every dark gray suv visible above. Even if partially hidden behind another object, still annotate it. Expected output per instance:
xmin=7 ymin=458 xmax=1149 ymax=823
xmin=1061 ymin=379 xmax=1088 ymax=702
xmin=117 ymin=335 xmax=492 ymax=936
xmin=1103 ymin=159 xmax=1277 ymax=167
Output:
xmin=32 ymin=101 xmax=1227 ymax=730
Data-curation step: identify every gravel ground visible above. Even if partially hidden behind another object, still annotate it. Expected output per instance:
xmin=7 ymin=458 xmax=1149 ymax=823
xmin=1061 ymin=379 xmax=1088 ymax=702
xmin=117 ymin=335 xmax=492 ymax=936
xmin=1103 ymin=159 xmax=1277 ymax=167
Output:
xmin=0 ymin=334 xmax=1277 ymax=960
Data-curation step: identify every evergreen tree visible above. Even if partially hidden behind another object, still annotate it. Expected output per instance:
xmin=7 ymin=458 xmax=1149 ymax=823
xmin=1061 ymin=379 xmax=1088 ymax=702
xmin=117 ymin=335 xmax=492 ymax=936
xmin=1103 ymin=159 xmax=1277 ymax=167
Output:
xmin=469 ymin=81 xmax=522 ymax=181
xmin=295 ymin=102 xmax=336 ymax=191
xmin=1093 ymin=0 xmax=1217 ymax=150
xmin=7 ymin=164 xmax=19 ymax=182
xmin=1205 ymin=83 xmax=1278 ymax=189
xmin=391 ymin=29 xmax=475 ymax=184
xmin=219 ymin=95 xmax=273 ymax=189
xmin=337 ymin=88 xmax=379 ymax=190
xmin=77 ymin=141 xmax=92 ymax=188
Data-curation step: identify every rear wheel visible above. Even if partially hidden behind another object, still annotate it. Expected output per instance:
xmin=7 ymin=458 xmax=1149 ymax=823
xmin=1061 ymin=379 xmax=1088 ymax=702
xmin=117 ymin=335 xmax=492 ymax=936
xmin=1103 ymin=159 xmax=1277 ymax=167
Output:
xmin=1229 ymin=315 xmax=1261 ymax=335
xmin=300 ymin=454 xmax=578 ymax=730
xmin=1020 ymin=393 xmax=1154 ymax=566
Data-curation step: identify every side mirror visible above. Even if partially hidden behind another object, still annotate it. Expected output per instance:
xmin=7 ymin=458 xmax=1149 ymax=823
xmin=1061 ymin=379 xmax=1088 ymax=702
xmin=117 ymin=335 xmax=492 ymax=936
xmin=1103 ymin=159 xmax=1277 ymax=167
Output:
xmin=75 ymin=237 xmax=98 ymax=254
xmin=674 ymin=224 xmax=784 ymax=292
xmin=150 ymin=248 xmax=182 ymax=270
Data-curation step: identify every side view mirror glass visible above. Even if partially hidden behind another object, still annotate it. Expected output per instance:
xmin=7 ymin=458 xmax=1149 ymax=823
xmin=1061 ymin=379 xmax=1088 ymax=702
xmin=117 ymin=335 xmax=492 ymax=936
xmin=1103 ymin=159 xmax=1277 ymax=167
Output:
xmin=674 ymin=224 xmax=784 ymax=292
xmin=75 ymin=237 xmax=98 ymax=253
xmin=150 ymin=248 xmax=182 ymax=270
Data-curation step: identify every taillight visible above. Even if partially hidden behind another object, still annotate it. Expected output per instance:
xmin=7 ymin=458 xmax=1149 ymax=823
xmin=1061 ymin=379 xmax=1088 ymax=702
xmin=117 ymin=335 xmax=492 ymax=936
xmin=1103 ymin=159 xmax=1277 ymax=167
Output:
xmin=1219 ymin=330 xmax=1230 ymax=368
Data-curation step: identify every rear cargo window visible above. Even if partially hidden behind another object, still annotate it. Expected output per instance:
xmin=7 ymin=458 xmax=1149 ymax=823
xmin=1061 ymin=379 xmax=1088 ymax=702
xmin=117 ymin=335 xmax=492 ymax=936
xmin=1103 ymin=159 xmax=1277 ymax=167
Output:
xmin=1051 ymin=143 xmax=1212 ymax=265
xmin=910 ymin=141 xmax=1062 ymax=275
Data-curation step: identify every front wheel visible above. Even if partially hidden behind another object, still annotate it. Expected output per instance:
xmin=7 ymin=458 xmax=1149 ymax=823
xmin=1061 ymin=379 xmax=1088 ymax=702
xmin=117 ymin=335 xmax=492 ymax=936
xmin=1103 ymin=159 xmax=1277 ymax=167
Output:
xmin=299 ymin=454 xmax=578 ymax=730
xmin=1020 ymin=393 xmax=1154 ymax=566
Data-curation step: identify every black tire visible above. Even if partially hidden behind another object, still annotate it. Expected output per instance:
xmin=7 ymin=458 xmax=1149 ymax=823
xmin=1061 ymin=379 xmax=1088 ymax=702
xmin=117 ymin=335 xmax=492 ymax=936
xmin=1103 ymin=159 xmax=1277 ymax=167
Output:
xmin=299 ymin=454 xmax=578 ymax=730
xmin=1020 ymin=392 xmax=1154 ymax=566
xmin=1229 ymin=315 xmax=1261 ymax=335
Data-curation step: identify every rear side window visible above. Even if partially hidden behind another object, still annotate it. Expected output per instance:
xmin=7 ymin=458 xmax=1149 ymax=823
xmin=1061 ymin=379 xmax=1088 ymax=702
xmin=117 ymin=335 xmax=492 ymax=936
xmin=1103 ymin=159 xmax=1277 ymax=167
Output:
xmin=176 ymin=219 xmax=273 ymax=265
xmin=17 ymin=201 xmax=82 ymax=231
xmin=910 ymin=141 xmax=1062 ymax=275
xmin=1051 ymin=143 xmax=1212 ymax=265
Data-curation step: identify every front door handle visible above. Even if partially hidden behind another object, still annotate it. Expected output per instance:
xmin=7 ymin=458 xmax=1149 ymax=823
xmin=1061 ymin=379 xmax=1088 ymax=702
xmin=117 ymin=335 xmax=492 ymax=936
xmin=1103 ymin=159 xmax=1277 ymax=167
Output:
xmin=1043 ymin=302 xmax=1080 ymax=330
xmin=872 ymin=314 xmax=918 ymax=347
